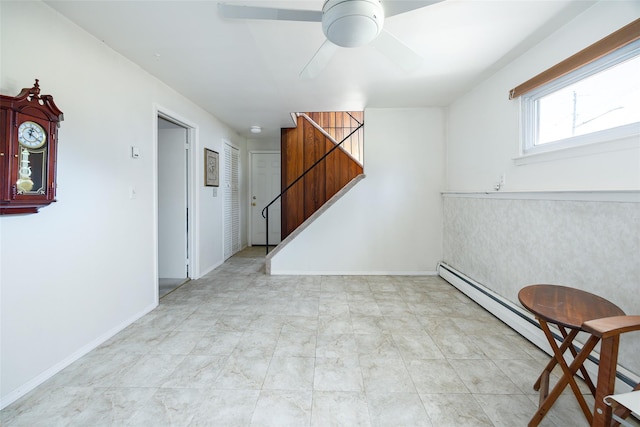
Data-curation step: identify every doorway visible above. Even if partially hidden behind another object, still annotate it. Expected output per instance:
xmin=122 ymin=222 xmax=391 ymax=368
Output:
xmin=157 ymin=116 xmax=190 ymax=297
xmin=250 ymin=151 xmax=281 ymax=246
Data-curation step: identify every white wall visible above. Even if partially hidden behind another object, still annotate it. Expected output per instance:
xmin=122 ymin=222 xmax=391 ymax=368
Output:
xmin=247 ymin=137 xmax=280 ymax=152
xmin=446 ymin=1 xmax=640 ymax=192
xmin=270 ymin=108 xmax=445 ymax=274
xmin=0 ymin=1 xmax=245 ymax=406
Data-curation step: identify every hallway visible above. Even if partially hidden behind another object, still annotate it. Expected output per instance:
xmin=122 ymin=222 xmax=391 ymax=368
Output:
xmin=2 ymin=247 xmax=597 ymax=426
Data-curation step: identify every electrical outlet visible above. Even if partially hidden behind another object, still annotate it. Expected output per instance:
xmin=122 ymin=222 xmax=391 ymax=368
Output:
xmin=495 ymin=173 xmax=506 ymax=191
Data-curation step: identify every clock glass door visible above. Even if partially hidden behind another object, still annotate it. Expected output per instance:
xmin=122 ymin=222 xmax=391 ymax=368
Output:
xmin=15 ymin=116 xmax=48 ymax=196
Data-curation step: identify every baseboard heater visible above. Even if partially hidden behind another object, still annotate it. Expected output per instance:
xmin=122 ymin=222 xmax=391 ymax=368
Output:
xmin=437 ymin=262 xmax=638 ymax=393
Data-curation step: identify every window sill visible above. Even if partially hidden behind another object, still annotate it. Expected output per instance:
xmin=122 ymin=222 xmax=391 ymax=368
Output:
xmin=514 ymin=134 xmax=640 ymax=165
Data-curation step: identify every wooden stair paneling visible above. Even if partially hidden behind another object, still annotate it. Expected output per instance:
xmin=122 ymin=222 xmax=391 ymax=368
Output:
xmin=303 ymin=118 xmax=326 ymax=217
xmin=280 ymin=112 xmax=364 ymax=240
xmin=306 ymin=111 xmax=363 ymax=164
xmin=281 ymin=125 xmax=305 ymax=238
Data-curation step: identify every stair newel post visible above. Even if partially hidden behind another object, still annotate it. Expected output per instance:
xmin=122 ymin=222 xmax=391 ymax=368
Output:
xmin=265 ymin=207 xmax=269 ymax=254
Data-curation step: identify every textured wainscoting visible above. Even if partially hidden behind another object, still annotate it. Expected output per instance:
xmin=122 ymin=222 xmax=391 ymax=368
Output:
xmin=442 ymin=192 xmax=640 ymax=377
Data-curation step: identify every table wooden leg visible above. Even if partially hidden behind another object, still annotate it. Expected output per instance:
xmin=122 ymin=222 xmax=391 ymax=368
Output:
xmin=559 ymin=326 xmax=597 ymax=396
xmin=534 ymin=327 xmax=579 ymax=393
xmin=538 ymin=371 xmax=550 ymax=406
xmin=592 ymin=335 xmax=620 ymax=427
xmin=528 ymin=327 xmax=599 ymax=427
xmin=540 ymin=321 xmax=594 ymax=423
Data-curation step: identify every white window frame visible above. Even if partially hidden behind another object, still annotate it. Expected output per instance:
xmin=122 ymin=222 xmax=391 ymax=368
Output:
xmin=519 ymin=39 xmax=640 ymax=158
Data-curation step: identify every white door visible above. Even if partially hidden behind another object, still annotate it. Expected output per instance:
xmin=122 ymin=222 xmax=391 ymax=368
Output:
xmin=223 ymin=142 xmax=240 ymax=259
xmin=157 ymin=123 xmax=188 ymax=279
xmin=251 ymin=152 xmax=281 ymax=246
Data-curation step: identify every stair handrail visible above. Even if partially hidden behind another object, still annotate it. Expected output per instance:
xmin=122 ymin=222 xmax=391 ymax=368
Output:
xmin=261 ymin=120 xmax=364 ymax=254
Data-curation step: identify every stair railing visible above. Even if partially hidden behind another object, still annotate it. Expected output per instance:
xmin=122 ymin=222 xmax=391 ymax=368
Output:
xmin=261 ymin=119 xmax=364 ymax=254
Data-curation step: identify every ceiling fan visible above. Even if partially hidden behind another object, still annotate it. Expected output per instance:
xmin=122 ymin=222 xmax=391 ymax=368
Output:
xmin=218 ymin=0 xmax=444 ymax=78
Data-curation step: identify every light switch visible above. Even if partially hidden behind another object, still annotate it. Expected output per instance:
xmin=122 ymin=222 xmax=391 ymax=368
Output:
xmin=212 ymin=188 xmax=217 ymax=197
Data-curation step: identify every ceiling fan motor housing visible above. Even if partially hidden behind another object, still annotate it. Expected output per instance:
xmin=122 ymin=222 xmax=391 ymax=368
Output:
xmin=322 ymin=0 xmax=385 ymax=48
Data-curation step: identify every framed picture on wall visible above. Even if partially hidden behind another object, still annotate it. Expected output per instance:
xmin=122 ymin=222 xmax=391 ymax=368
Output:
xmin=204 ymin=148 xmax=219 ymax=187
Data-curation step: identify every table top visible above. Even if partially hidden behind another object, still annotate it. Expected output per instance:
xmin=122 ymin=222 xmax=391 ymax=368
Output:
xmin=518 ymin=284 xmax=625 ymax=330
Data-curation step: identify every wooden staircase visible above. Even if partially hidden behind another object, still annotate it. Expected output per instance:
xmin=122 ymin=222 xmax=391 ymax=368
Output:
xmin=279 ymin=111 xmax=364 ymax=240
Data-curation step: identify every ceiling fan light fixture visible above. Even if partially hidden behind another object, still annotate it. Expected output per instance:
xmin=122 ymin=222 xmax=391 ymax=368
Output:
xmin=322 ymin=0 xmax=384 ymax=47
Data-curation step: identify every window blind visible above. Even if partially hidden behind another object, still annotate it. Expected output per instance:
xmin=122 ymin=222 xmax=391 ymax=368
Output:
xmin=509 ymin=18 xmax=640 ymax=99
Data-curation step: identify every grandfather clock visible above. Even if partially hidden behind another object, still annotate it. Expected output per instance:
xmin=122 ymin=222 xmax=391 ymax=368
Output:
xmin=1 ymin=80 xmax=63 ymax=215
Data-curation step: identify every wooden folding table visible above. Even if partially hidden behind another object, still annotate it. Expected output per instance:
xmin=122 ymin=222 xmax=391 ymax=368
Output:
xmin=518 ymin=284 xmax=626 ymax=427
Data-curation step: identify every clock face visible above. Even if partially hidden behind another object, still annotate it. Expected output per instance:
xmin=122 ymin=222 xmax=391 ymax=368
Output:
xmin=18 ymin=121 xmax=47 ymax=149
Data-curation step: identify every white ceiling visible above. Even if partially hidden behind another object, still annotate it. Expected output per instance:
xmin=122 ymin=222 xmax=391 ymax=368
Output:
xmin=45 ymin=0 xmax=595 ymax=140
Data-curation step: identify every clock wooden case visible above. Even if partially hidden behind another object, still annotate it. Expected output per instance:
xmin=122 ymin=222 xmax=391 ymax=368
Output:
xmin=1 ymin=80 xmax=63 ymax=215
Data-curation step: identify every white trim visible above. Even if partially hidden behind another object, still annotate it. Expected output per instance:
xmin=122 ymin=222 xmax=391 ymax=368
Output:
xmin=522 ymin=123 xmax=640 ymax=157
xmin=198 ymin=259 xmax=224 ymax=278
xmin=441 ymin=190 xmax=640 ymax=203
xmin=438 ymin=263 xmax=639 ymax=393
xmin=270 ymin=270 xmax=439 ymax=276
xmin=514 ymin=132 xmax=639 ymax=165
xmin=0 ymin=302 xmax=157 ymax=410
xmin=519 ymin=128 xmax=640 ymax=160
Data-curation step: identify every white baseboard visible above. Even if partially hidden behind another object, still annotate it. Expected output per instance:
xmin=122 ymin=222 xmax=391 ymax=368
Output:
xmin=269 ymin=270 xmax=439 ymax=276
xmin=198 ymin=259 xmax=225 ymax=278
xmin=0 ymin=302 xmax=158 ymax=410
xmin=437 ymin=262 xmax=638 ymax=393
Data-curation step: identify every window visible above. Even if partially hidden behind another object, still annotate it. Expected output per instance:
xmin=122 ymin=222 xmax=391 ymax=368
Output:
xmin=510 ymin=18 xmax=640 ymax=158
xmin=521 ymin=40 xmax=640 ymax=155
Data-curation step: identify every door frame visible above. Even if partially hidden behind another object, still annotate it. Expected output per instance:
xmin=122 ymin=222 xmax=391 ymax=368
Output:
xmin=248 ymin=150 xmax=281 ymax=247
xmin=153 ymin=105 xmax=197 ymax=302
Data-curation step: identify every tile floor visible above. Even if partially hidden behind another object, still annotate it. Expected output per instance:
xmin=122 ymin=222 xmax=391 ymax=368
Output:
xmin=2 ymin=247 xmax=631 ymax=426
xmin=160 ymin=278 xmax=191 ymax=298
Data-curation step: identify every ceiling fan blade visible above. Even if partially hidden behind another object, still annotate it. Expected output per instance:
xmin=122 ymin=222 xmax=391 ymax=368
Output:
xmin=371 ymin=29 xmax=423 ymax=72
xmin=218 ymin=3 xmax=322 ymax=22
xmin=300 ymin=40 xmax=339 ymax=79
xmin=383 ymin=0 xmax=444 ymax=18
